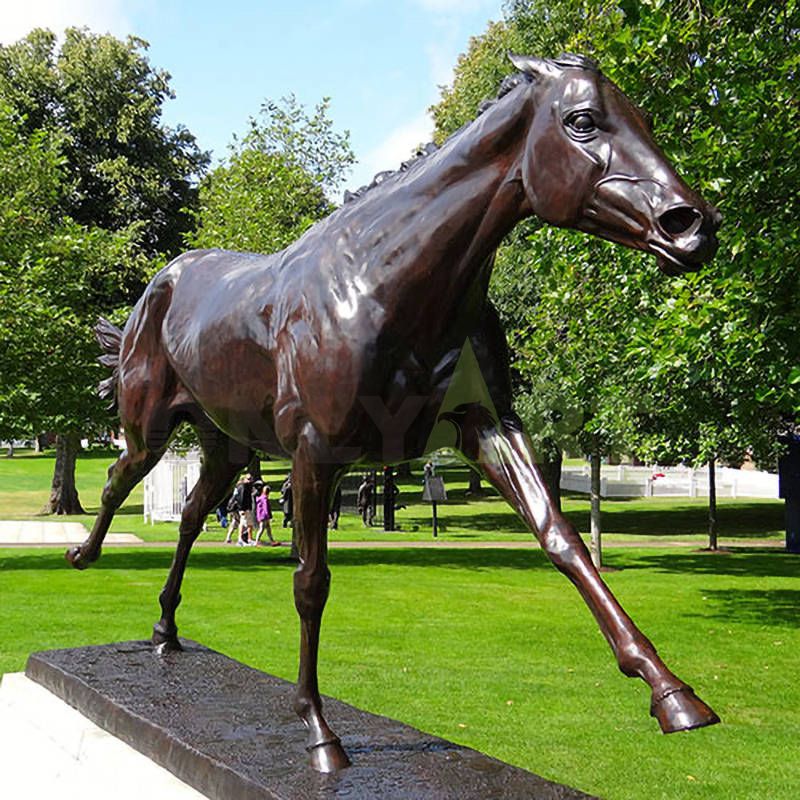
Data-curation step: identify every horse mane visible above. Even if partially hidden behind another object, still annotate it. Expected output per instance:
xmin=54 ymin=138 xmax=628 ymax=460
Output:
xmin=342 ymin=140 xmax=442 ymax=204
xmin=342 ymin=53 xmax=597 ymax=205
xmin=341 ymin=71 xmax=533 ymax=205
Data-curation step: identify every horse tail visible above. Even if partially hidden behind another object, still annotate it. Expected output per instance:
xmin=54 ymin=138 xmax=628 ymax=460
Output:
xmin=95 ymin=317 xmax=123 ymax=407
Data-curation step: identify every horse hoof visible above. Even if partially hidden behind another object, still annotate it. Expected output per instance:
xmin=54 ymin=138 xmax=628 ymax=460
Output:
xmin=154 ymin=639 xmax=183 ymax=655
xmin=152 ymin=624 xmax=182 ymax=654
xmin=308 ymin=739 xmax=351 ymax=772
xmin=65 ymin=546 xmax=96 ymax=570
xmin=651 ymin=686 xmax=720 ymax=733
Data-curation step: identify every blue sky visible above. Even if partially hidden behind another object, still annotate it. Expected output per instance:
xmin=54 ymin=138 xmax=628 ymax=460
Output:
xmin=1 ymin=1 xmax=503 ymax=196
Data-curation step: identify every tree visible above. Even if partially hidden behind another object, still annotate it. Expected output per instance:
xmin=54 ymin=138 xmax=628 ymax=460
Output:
xmin=0 ymin=28 xmax=208 ymax=513
xmin=431 ymin=6 xmax=634 ymax=516
xmin=503 ymin=0 xmax=800 ymax=440
xmin=0 ymin=101 xmax=67 ymax=445
xmin=0 ymin=28 xmax=209 ymax=260
xmin=431 ymin=1 xmax=800 ymax=551
xmin=577 ymin=0 xmax=800 ymax=547
xmin=0 ymin=209 xmax=148 ymax=513
xmin=507 ymin=233 xmax=661 ymax=565
xmin=190 ymin=95 xmax=354 ymax=254
xmin=186 ymin=95 xmax=353 ymax=490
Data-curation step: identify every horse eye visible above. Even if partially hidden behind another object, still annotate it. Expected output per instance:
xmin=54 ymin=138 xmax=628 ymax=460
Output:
xmin=567 ymin=111 xmax=596 ymax=134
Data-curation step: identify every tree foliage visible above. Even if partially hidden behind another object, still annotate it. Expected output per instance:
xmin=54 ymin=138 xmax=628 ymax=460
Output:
xmin=0 ymin=103 xmax=148 ymax=439
xmin=0 ymin=28 xmax=205 ymax=512
xmin=431 ymin=0 xmax=800 ymax=471
xmin=0 ymin=27 xmax=209 ymax=259
xmin=190 ymin=95 xmax=354 ymax=254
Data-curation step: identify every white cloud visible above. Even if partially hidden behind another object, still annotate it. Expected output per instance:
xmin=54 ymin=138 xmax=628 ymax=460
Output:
xmin=0 ymin=0 xmax=132 ymax=45
xmin=352 ymin=111 xmax=434 ymax=189
xmin=420 ymin=1 xmax=499 ymax=89
xmin=426 ymin=37 xmax=460 ymax=89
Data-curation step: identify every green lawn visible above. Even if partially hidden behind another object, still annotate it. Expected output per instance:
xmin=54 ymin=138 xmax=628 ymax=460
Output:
xmin=0 ymin=448 xmax=787 ymax=545
xmin=1 ymin=450 xmax=797 ymax=797
xmin=0 ymin=544 xmax=798 ymax=799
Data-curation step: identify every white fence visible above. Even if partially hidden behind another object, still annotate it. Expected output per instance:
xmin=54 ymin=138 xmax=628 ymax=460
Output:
xmin=143 ymin=450 xmax=202 ymax=523
xmin=143 ymin=453 xmax=779 ymax=522
xmin=560 ymin=464 xmax=779 ymax=499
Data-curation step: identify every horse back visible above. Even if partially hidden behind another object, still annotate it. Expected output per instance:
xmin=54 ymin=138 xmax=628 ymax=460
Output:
xmin=153 ymin=246 xmax=371 ymax=453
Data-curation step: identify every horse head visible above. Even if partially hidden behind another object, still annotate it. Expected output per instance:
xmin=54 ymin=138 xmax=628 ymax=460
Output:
xmin=510 ymin=53 xmax=721 ymax=275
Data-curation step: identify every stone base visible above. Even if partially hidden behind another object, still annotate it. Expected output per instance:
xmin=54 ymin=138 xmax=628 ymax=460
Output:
xmin=24 ymin=640 xmax=594 ymax=799
xmin=0 ymin=672 xmax=204 ymax=800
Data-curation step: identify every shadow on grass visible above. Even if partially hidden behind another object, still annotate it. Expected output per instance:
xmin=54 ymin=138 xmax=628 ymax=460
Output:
xmin=617 ymin=549 xmax=799 ymax=580
xmin=0 ymin=547 xmax=555 ymax=574
xmin=694 ymin=587 xmax=800 ymax=627
xmin=404 ymin=511 xmax=528 ymax=534
xmin=404 ymin=500 xmax=783 ymax=540
xmin=4 ymin=543 xmax=794 ymax=582
xmin=563 ymin=500 xmax=784 ymax=539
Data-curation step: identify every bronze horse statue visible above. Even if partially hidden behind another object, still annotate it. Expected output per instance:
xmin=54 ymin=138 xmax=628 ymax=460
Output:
xmin=68 ymin=54 xmax=722 ymax=771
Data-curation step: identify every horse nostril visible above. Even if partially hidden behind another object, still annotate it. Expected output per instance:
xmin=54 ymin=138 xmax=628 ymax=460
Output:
xmin=658 ymin=205 xmax=702 ymax=237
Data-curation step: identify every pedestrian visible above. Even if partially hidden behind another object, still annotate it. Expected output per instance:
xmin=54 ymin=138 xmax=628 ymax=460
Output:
xmin=224 ymin=482 xmax=241 ymax=544
xmin=236 ymin=473 xmax=256 ymax=545
xmin=254 ymin=484 xmax=277 ymax=546
xmin=215 ymin=495 xmax=229 ymax=530
xmin=280 ymin=472 xmax=293 ymax=528
xmin=356 ymin=473 xmax=375 ymax=527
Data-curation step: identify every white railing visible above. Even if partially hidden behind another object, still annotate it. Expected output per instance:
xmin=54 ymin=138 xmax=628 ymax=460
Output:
xmin=560 ymin=464 xmax=778 ymax=499
xmin=143 ymin=453 xmax=778 ymax=522
xmin=143 ymin=450 xmax=202 ymax=523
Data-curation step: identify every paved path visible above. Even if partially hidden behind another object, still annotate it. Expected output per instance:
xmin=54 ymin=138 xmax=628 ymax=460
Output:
xmin=0 ymin=520 xmax=141 ymax=546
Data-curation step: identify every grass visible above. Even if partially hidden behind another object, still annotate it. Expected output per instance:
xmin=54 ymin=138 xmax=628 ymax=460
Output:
xmin=0 ymin=544 xmax=798 ymax=799
xmin=0 ymin=448 xmax=787 ymax=545
xmin=1 ymin=450 xmax=797 ymax=797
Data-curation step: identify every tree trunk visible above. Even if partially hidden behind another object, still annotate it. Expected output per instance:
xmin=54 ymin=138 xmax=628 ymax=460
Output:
xmin=396 ymin=462 xmax=412 ymax=479
xmin=539 ymin=437 xmax=563 ymax=513
xmin=5 ymin=442 xmax=13 ymax=457
xmin=42 ymin=433 xmax=85 ymax=515
xmin=467 ymin=468 xmax=485 ymax=496
xmin=589 ymin=449 xmax=603 ymax=569
xmin=708 ymin=456 xmax=718 ymax=551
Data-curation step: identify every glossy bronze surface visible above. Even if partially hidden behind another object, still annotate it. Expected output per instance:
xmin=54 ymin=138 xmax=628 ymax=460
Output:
xmin=68 ymin=54 xmax=721 ymax=770
xmin=27 ymin=640 xmax=595 ymax=799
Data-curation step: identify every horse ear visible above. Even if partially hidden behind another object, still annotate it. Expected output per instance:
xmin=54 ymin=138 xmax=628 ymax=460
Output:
xmin=508 ymin=53 xmax=559 ymax=79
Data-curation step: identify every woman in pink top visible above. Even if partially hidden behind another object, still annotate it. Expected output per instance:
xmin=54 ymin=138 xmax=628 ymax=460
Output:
xmin=254 ymin=485 xmax=277 ymax=546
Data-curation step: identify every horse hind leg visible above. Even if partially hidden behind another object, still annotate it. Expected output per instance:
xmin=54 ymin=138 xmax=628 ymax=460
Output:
xmin=65 ymin=433 xmax=165 ymax=569
xmin=66 ymin=372 xmax=187 ymax=569
xmin=68 ymin=307 xmax=179 ymax=569
xmin=152 ymin=421 xmax=251 ymax=652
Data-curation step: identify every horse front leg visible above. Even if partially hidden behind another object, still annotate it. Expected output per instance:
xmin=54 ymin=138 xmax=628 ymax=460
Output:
xmin=291 ymin=425 xmax=350 ymax=772
xmin=452 ymin=407 xmax=720 ymax=733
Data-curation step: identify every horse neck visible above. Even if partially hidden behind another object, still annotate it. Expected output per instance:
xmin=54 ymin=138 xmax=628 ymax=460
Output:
xmin=358 ymin=85 xmax=533 ymax=344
